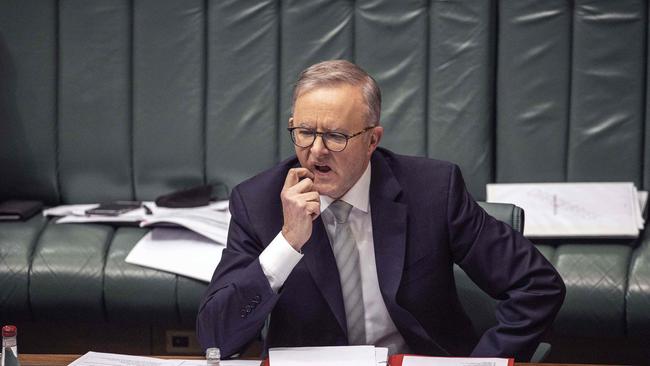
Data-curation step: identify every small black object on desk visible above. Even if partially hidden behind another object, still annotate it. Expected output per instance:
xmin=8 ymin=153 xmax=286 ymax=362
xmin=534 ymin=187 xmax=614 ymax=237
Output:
xmin=0 ymin=200 xmax=43 ymax=221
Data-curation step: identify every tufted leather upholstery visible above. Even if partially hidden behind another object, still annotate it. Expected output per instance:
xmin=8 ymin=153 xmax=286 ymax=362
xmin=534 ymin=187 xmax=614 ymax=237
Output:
xmin=1 ymin=0 xmax=649 ymax=362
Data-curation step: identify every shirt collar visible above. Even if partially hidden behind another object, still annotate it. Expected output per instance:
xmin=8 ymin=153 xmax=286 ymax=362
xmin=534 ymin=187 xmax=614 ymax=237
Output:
xmin=320 ymin=162 xmax=371 ymax=214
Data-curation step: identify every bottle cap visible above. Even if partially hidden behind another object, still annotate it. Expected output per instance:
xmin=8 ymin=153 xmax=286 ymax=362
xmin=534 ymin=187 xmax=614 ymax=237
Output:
xmin=2 ymin=325 xmax=16 ymax=337
xmin=206 ymin=347 xmax=220 ymax=360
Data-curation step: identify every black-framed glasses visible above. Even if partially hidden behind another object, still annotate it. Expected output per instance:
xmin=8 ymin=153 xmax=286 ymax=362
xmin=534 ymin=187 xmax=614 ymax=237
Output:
xmin=288 ymin=126 xmax=376 ymax=152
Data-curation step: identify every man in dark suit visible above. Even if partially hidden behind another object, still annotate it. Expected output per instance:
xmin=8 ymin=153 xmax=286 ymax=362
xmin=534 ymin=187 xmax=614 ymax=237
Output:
xmin=196 ymin=60 xmax=565 ymax=361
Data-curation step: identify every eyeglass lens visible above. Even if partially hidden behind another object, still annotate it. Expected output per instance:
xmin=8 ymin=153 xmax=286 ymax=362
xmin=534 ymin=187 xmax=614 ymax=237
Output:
xmin=292 ymin=128 xmax=347 ymax=151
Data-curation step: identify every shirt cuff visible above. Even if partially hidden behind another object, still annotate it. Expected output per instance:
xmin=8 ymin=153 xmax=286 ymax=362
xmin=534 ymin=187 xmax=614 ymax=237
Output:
xmin=259 ymin=231 xmax=304 ymax=292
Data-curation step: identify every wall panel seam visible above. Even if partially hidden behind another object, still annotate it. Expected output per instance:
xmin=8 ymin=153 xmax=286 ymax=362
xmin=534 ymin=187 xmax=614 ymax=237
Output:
xmin=55 ymin=0 xmax=62 ymax=204
xmin=202 ymin=0 xmax=209 ymax=185
xmin=275 ymin=0 xmax=282 ymax=164
xmin=564 ymin=1 xmax=575 ymax=182
xmin=129 ymin=0 xmax=136 ymax=200
xmin=489 ymin=0 xmax=498 ymax=183
xmin=642 ymin=0 xmax=649 ymax=190
xmin=424 ymin=0 xmax=430 ymax=155
xmin=351 ymin=0 xmax=356 ymax=62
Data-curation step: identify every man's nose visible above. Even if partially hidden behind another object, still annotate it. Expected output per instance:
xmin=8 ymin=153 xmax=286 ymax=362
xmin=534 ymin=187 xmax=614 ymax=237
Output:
xmin=310 ymin=134 xmax=329 ymax=156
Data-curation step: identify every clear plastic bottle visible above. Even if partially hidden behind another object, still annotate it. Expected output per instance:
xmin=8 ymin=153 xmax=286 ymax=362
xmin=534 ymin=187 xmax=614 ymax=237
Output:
xmin=2 ymin=325 xmax=18 ymax=366
xmin=205 ymin=347 xmax=220 ymax=365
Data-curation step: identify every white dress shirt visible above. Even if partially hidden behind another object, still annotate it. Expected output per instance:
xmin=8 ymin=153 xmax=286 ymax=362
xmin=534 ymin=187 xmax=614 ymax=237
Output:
xmin=259 ymin=163 xmax=408 ymax=355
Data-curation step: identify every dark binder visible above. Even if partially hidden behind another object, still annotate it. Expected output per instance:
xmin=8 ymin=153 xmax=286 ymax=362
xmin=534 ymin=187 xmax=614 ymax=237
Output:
xmin=0 ymin=200 xmax=43 ymax=221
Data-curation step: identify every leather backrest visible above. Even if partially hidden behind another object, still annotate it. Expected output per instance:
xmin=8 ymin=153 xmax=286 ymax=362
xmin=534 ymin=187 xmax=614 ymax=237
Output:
xmin=1 ymin=0 xmax=648 ymax=205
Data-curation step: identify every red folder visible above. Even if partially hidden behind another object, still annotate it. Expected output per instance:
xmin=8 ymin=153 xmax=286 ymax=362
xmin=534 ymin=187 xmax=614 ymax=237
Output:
xmin=388 ymin=354 xmax=515 ymax=366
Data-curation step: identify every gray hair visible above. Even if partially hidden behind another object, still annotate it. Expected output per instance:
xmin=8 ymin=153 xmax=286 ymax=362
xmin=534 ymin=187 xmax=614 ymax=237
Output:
xmin=291 ymin=60 xmax=381 ymax=126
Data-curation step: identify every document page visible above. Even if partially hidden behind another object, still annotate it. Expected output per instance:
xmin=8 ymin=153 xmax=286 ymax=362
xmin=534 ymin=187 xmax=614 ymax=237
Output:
xmin=125 ymin=228 xmax=224 ymax=282
xmin=269 ymin=345 xmax=379 ymax=366
xmin=486 ymin=182 xmax=644 ymax=237
xmin=400 ymin=355 xmax=511 ymax=366
xmin=68 ymin=351 xmax=260 ymax=366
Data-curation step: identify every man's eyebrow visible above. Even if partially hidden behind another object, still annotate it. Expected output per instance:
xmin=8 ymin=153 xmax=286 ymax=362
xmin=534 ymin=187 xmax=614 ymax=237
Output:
xmin=295 ymin=121 xmax=349 ymax=134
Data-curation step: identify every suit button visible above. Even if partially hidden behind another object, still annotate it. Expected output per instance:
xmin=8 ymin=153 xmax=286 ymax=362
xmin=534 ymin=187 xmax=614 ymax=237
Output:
xmin=253 ymin=295 xmax=261 ymax=302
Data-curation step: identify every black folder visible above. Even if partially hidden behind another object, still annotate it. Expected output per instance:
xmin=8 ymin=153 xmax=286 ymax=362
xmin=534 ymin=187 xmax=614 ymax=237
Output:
xmin=0 ymin=200 xmax=43 ymax=221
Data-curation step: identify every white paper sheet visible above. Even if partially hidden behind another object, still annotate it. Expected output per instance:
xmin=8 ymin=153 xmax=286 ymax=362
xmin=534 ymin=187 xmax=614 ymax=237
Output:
xmin=486 ymin=182 xmax=644 ymax=238
xmin=401 ymin=355 xmax=510 ymax=366
xmin=125 ymin=228 xmax=224 ymax=282
xmin=375 ymin=347 xmax=388 ymax=365
xmin=140 ymin=211 xmax=229 ymax=244
xmin=269 ymin=346 xmax=380 ymax=366
xmin=68 ymin=351 xmax=259 ymax=366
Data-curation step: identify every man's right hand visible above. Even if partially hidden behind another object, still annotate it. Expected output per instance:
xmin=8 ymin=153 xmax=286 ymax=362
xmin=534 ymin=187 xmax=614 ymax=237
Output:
xmin=281 ymin=168 xmax=320 ymax=251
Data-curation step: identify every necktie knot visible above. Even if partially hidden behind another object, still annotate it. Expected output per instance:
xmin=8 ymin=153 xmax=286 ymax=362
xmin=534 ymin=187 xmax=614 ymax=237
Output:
xmin=329 ymin=200 xmax=353 ymax=224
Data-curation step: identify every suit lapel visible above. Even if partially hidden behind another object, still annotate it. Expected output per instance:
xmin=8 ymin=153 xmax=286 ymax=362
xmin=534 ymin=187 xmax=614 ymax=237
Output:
xmin=369 ymin=152 xmax=452 ymax=356
xmin=369 ymin=153 xmax=407 ymax=304
xmin=302 ymin=216 xmax=348 ymax=337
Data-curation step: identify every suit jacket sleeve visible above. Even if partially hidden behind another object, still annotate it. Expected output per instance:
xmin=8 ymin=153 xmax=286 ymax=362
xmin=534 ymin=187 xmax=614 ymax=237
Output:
xmin=196 ymin=185 xmax=280 ymax=358
xmin=446 ymin=165 xmax=566 ymax=361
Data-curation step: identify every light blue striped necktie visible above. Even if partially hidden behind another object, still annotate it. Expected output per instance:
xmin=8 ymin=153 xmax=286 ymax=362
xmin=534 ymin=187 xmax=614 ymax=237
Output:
xmin=328 ymin=200 xmax=366 ymax=345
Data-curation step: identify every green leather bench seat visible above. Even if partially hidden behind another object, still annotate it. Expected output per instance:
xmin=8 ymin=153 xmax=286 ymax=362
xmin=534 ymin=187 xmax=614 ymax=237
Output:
xmin=104 ymin=228 xmax=177 ymax=323
xmin=0 ymin=221 xmax=209 ymax=326
xmin=30 ymin=223 xmax=111 ymax=321
xmin=554 ymin=244 xmax=632 ymax=338
xmin=627 ymin=233 xmax=650 ymax=338
xmin=0 ymin=216 xmax=47 ymax=322
xmin=2 ymin=210 xmax=650 ymax=340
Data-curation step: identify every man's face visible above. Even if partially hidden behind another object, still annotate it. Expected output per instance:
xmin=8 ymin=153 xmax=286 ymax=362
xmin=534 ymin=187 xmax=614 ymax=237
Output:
xmin=291 ymin=84 xmax=383 ymax=198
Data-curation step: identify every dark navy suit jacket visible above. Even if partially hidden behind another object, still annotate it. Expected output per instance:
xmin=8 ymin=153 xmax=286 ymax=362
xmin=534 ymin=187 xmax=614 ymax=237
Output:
xmin=196 ymin=148 xmax=565 ymax=361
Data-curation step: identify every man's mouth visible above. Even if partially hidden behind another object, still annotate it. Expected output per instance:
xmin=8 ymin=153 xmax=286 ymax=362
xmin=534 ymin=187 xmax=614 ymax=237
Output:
xmin=314 ymin=164 xmax=332 ymax=173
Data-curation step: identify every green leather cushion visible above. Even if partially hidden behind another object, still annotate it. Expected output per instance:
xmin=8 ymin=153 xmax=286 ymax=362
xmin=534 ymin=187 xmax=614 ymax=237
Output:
xmin=104 ymin=227 xmax=177 ymax=323
xmin=0 ymin=215 xmax=47 ymax=320
xmin=627 ymin=229 xmax=650 ymax=337
xmin=553 ymin=244 xmax=631 ymax=337
xmin=30 ymin=222 xmax=112 ymax=321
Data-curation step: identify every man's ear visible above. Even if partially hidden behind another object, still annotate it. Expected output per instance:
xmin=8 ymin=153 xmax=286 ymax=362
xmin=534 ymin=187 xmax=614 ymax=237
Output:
xmin=288 ymin=117 xmax=294 ymax=127
xmin=368 ymin=126 xmax=383 ymax=152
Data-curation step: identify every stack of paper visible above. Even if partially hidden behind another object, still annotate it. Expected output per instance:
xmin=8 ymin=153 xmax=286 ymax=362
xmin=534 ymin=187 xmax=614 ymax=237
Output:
xmin=486 ymin=182 xmax=647 ymax=238
xmin=140 ymin=201 xmax=230 ymax=244
xmin=69 ymin=351 xmax=259 ymax=366
xmin=44 ymin=201 xmax=230 ymax=244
